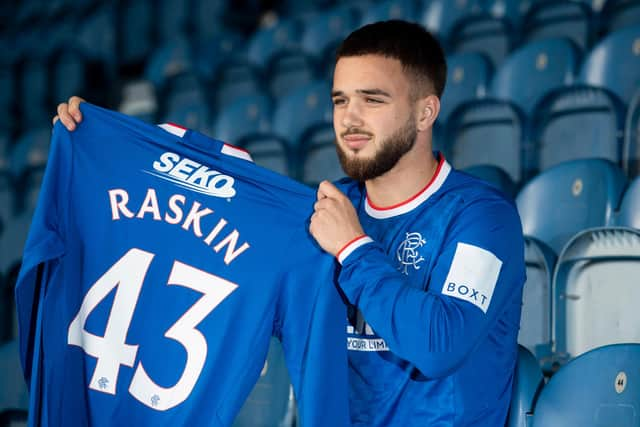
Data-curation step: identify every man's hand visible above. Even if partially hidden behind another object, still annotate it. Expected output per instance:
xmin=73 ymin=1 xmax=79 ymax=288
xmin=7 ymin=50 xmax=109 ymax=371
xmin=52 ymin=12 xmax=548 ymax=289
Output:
xmin=52 ymin=96 xmax=86 ymax=131
xmin=310 ymin=181 xmax=365 ymax=256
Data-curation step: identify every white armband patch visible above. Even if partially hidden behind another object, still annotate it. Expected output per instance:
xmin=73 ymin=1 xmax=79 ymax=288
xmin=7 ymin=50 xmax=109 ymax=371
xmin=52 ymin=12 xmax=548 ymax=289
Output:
xmin=441 ymin=242 xmax=502 ymax=313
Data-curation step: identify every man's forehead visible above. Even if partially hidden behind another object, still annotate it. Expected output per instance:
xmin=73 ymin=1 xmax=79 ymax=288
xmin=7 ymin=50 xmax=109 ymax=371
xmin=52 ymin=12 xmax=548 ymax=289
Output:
xmin=333 ymin=55 xmax=409 ymax=93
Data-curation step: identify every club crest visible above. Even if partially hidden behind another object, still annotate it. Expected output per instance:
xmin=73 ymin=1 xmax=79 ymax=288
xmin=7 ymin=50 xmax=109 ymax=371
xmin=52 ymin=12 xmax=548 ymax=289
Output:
xmin=396 ymin=232 xmax=426 ymax=275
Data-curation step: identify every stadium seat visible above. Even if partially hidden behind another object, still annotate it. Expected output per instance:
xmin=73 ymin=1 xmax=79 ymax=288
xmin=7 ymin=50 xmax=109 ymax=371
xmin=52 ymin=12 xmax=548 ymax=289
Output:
xmin=420 ymin=0 xmax=483 ymax=43
xmin=516 ymin=158 xmax=627 ymax=254
xmin=617 ymin=176 xmax=640 ymax=227
xmin=461 ymin=164 xmax=516 ymax=198
xmin=157 ymin=0 xmax=189 ymax=42
xmin=448 ymin=12 xmax=515 ymax=68
xmin=300 ymin=131 xmax=343 ymax=185
xmin=485 ymin=0 xmax=529 ymax=29
xmin=490 ymin=37 xmax=579 ymax=115
xmin=9 ymin=128 xmax=50 ymax=181
xmin=49 ymin=47 xmax=89 ymax=106
xmin=76 ymin=4 xmax=117 ymax=79
xmin=115 ymin=0 xmax=154 ymax=68
xmin=505 ymin=345 xmax=544 ymax=427
xmin=232 ymin=338 xmax=295 ymax=427
xmin=266 ymin=49 xmax=317 ymax=99
xmin=529 ymin=85 xmax=625 ymax=173
xmin=360 ymin=0 xmax=417 ymax=26
xmin=16 ymin=57 xmax=49 ymax=129
xmin=301 ymin=4 xmax=358 ymax=60
xmin=439 ymin=52 xmax=492 ymax=124
xmin=0 ymin=340 xmax=29 ymax=413
xmin=579 ymin=24 xmax=640 ymax=105
xmin=212 ymin=61 xmax=263 ymax=112
xmin=519 ymin=237 xmax=556 ymax=361
xmin=246 ymin=20 xmax=300 ymax=68
xmin=552 ymin=227 xmax=640 ymax=360
xmin=118 ymin=79 xmax=158 ymax=123
xmin=145 ymin=38 xmax=195 ymax=89
xmin=600 ymin=0 xmax=640 ymax=33
xmin=531 ymin=343 xmax=640 ymax=427
xmin=213 ymin=94 xmax=272 ymax=146
xmin=194 ymin=29 xmax=246 ymax=80
xmin=521 ymin=0 xmax=595 ymax=50
xmin=0 ymin=214 xmax=30 ymax=276
xmin=624 ymin=88 xmax=640 ymax=176
xmin=444 ymin=99 xmax=526 ymax=182
xmin=161 ymin=97 xmax=211 ymax=136
xmin=193 ymin=0 xmax=228 ymax=41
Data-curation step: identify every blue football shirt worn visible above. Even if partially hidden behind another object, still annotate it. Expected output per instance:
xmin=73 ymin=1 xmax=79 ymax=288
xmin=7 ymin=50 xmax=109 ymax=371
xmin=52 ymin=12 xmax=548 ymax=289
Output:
xmin=15 ymin=103 xmax=350 ymax=427
xmin=335 ymin=157 xmax=526 ymax=427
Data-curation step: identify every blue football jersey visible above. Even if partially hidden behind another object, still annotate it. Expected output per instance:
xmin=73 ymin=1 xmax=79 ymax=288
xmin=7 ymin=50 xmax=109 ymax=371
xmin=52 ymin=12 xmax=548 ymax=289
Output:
xmin=335 ymin=157 xmax=526 ymax=426
xmin=15 ymin=103 xmax=349 ymax=427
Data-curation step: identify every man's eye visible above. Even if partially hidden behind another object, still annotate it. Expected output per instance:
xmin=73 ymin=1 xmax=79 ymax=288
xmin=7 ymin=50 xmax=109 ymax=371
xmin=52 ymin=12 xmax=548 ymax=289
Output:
xmin=366 ymin=98 xmax=383 ymax=104
xmin=333 ymin=98 xmax=346 ymax=106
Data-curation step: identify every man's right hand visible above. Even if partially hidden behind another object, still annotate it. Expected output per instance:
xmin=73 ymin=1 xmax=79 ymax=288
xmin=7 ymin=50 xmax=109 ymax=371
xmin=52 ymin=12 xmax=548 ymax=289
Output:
xmin=53 ymin=96 xmax=86 ymax=131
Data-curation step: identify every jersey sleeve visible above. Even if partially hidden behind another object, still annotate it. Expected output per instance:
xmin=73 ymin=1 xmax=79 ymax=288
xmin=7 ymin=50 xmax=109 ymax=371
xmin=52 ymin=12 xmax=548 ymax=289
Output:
xmin=338 ymin=197 xmax=526 ymax=378
xmin=276 ymin=229 xmax=350 ymax=427
xmin=14 ymin=122 xmax=72 ymax=382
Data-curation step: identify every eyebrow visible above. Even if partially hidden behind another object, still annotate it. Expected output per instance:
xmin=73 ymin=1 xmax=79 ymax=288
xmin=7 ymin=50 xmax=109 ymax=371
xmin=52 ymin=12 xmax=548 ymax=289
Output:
xmin=331 ymin=89 xmax=392 ymax=98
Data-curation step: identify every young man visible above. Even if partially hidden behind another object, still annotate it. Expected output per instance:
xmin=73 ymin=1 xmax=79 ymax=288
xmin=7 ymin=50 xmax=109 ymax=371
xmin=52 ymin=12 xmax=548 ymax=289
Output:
xmin=54 ymin=20 xmax=525 ymax=426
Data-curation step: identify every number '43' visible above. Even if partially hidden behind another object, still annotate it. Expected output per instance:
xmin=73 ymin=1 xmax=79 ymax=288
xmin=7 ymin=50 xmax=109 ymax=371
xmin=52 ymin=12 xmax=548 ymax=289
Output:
xmin=67 ymin=248 xmax=238 ymax=411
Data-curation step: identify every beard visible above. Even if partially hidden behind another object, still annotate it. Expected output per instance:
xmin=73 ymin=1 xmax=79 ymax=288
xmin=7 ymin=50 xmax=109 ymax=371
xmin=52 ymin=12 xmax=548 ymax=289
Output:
xmin=336 ymin=116 xmax=417 ymax=182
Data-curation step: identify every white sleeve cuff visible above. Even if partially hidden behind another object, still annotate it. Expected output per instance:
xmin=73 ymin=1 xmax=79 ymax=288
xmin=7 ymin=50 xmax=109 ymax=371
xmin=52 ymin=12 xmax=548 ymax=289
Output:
xmin=336 ymin=235 xmax=374 ymax=265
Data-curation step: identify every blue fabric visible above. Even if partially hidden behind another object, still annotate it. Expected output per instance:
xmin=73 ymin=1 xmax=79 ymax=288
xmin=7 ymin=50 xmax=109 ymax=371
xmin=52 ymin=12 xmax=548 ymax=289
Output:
xmin=16 ymin=103 xmax=349 ymax=427
xmin=336 ymin=159 xmax=526 ymax=426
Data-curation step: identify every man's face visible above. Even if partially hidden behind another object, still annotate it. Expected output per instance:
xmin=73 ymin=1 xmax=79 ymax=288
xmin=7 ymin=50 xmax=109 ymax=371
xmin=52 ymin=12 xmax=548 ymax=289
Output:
xmin=331 ymin=55 xmax=418 ymax=181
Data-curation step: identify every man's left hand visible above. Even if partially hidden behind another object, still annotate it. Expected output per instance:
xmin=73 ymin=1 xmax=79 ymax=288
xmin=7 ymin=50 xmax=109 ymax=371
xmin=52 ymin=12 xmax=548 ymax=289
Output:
xmin=310 ymin=181 xmax=365 ymax=256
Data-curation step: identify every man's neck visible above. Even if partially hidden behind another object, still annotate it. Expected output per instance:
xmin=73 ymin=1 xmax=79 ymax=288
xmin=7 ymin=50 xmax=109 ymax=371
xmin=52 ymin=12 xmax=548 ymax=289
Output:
xmin=364 ymin=141 xmax=439 ymax=208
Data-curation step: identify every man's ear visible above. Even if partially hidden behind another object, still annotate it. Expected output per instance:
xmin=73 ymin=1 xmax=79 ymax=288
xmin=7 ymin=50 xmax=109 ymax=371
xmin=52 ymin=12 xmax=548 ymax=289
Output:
xmin=416 ymin=95 xmax=440 ymax=132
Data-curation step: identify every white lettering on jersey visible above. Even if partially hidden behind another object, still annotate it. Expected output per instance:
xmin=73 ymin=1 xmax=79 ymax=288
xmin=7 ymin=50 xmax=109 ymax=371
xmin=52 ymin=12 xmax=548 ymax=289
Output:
xmin=108 ymin=188 xmax=251 ymax=265
xmin=441 ymin=242 xmax=502 ymax=313
xmin=148 ymin=152 xmax=236 ymax=198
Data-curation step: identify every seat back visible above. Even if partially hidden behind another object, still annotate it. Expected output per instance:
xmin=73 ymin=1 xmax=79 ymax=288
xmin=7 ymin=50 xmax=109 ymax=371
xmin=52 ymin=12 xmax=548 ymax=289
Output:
xmin=522 ymin=0 xmax=594 ymax=50
xmin=213 ymin=94 xmax=272 ymax=146
xmin=505 ymin=345 xmax=544 ymax=427
xmin=516 ymin=158 xmax=626 ymax=254
xmin=531 ymin=343 xmax=640 ymax=427
xmin=440 ymin=52 xmax=492 ymax=124
xmin=617 ymin=176 xmax=640 ymax=227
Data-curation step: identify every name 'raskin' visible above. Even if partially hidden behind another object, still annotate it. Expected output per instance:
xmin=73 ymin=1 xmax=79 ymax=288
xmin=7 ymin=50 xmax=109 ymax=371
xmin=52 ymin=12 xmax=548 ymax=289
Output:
xmin=108 ymin=188 xmax=250 ymax=265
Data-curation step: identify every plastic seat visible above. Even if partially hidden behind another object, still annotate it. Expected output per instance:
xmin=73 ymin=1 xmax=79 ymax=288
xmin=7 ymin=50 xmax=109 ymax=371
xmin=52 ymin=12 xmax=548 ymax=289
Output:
xmin=16 ymin=57 xmax=48 ymax=128
xmin=579 ymin=24 xmax=640 ymax=105
xmin=10 ymin=128 xmax=50 ymax=180
xmin=617 ymin=176 xmax=640 ymax=227
xmin=529 ymin=85 xmax=625 ymax=173
xmin=490 ymin=37 xmax=579 ymax=115
xmin=505 ymin=345 xmax=544 ymax=427
xmin=76 ymin=4 xmax=117 ymax=79
xmin=213 ymin=94 xmax=272 ymax=146
xmin=156 ymin=0 xmax=189 ymax=42
xmin=193 ymin=0 xmax=228 ymax=41
xmin=522 ymin=0 xmax=594 ymax=51
xmin=461 ymin=164 xmax=516 ymax=197
xmin=232 ymin=338 xmax=295 ymax=427
xmin=553 ymin=228 xmax=640 ymax=360
xmin=516 ymin=158 xmax=626 ymax=254
xmin=212 ymin=61 xmax=263 ymax=112
xmin=301 ymin=4 xmax=357 ymax=59
xmin=439 ymin=52 xmax=492 ymax=124
xmin=115 ymin=0 xmax=154 ymax=68
xmin=624 ymin=88 xmax=640 ymax=175
xmin=444 ymin=99 xmax=526 ymax=182
xmin=420 ymin=0 xmax=483 ymax=42
xmin=49 ymin=47 xmax=89 ymax=106
xmin=267 ymin=49 xmax=317 ymax=99
xmin=531 ymin=343 xmax=640 ymax=427
xmin=300 ymin=128 xmax=343 ymax=185
xmin=600 ymin=0 xmax=640 ymax=33
xmin=145 ymin=37 xmax=194 ymax=89
xmin=118 ymin=79 xmax=158 ymax=123
xmin=246 ymin=20 xmax=300 ymax=69
xmin=519 ymin=237 xmax=556 ymax=360
xmin=0 ymin=340 xmax=29 ymax=413
xmin=360 ymin=0 xmax=417 ymax=25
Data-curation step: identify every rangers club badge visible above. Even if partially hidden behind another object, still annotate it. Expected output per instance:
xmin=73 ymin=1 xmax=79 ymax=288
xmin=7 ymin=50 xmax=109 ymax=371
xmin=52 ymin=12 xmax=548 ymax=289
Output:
xmin=396 ymin=232 xmax=426 ymax=275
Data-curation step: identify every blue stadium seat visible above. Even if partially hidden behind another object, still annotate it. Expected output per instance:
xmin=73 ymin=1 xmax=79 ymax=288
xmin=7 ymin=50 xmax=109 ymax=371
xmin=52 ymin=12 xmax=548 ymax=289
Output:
xmin=301 ymin=4 xmax=358 ymax=59
xmin=232 ymin=338 xmax=295 ymax=427
xmin=360 ymin=0 xmax=417 ymax=25
xmin=162 ymin=97 xmax=211 ymax=135
xmin=145 ymin=37 xmax=195 ymax=89
xmin=246 ymin=20 xmax=300 ymax=68
xmin=267 ymin=49 xmax=317 ymax=99
xmin=617 ymin=176 xmax=640 ymax=227
xmin=49 ymin=47 xmax=89 ymax=106
xmin=77 ymin=4 xmax=117 ymax=79
xmin=115 ymin=0 xmax=154 ymax=67
xmin=519 ymin=237 xmax=556 ymax=361
xmin=420 ymin=0 xmax=483 ymax=42
xmin=521 ymin=0 xmax=595 ymax=50
xmin=213 ymin=61 xmax=263 ymax=112
xmin=516 ymin=158 xmax=627 ymax=254
xmin=552 ymin=228 xmax=640 ymax=360
xmin=461 ymin=164 xmax=516 ymax=198
xmin=529 ymin=85 xmax=625 ymax=173
xmin=193 ymin=0 xmax=228 ymax=41
xmin=157 ymin=0 xmax=189 ymax=42
xmin=600 ymin=0 xmax=640 ymax=33
xmin=9 ymin=128 xmax=50 ymax=181
xmin=490 ymin=37 xmax=579 ymax=115
xmin=579 ymin=24 xmax=640 ymax=105
xmin=300 ymin=127 xmax=343 ymax=184
xmin=16 ymin=56 xmax=49 ymax=128
xmin=439 ymin=52 xmax=492 ymax=124
xmin=485 ymin=0 xmax=529 ymax=29
xmin=444 ymin=99 xmax=526 ymax=182
xmin=213 ymin=94 xmax=272 ymax=146
xmin=448 ymin=11 xmax=515 ymax=68
xmin=0 ymin=340 xmax=29 ymax=414
xmin=194 ymin=30 xmax=246 ymax=80
xmin=624 ymin=88 xmax=640 ymax=175
xmin=505 ymin=345 xmax=544 ymax=427
xmin=531 ymin=343 xmax=640 ymax=427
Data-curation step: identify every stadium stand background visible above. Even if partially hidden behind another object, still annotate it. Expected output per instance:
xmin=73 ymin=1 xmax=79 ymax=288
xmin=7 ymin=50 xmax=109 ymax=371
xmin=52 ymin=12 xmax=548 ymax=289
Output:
xmin=1 ymin=0 xmax=639 ymax=425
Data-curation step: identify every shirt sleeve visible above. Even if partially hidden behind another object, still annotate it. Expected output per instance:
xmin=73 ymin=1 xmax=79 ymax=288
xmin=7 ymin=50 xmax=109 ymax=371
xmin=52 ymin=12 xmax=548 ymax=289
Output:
xmin=276 ymin=229 xmax=350 ymax=427
xmin=15 ymin=122 xmax=72 ymax=382
xmin=338 ymin=197 xmax=526 ymax=378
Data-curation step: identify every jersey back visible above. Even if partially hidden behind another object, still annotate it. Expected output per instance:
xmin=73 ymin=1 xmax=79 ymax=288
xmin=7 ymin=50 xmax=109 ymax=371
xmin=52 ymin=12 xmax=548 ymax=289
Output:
xmin=15 ymin=104 xmax=349 ymax=427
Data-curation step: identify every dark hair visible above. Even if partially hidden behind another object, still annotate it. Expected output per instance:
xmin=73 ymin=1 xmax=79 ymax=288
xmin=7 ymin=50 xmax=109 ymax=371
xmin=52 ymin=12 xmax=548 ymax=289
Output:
xmin=336 ymin=20 xmax=447 ymax=99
